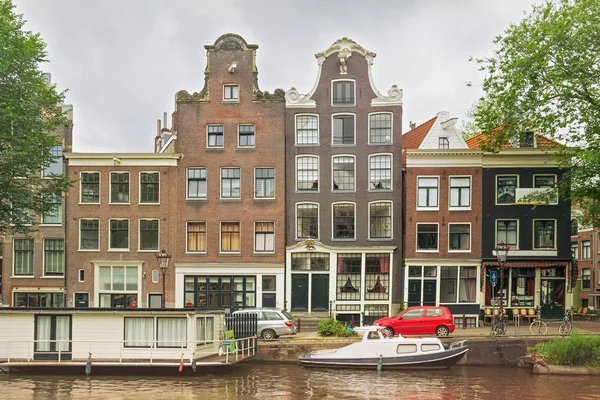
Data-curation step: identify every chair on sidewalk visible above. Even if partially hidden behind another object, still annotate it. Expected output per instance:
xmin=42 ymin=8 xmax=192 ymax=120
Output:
xmin=512 ymin=309 xmax=521 ymax=324
xmin=522 ymin=308 xmax=536 ymax=323
xmin=483 ymin=308 xmax=494 ymax=325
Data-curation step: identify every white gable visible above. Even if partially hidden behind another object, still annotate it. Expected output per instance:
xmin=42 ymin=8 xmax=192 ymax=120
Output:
xmin=419 ymin=111 xmax=468 ymax=150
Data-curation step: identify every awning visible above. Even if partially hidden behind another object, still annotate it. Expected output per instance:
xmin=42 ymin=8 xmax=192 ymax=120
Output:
xmin=482 ymin=261 xmax=570 ymax=269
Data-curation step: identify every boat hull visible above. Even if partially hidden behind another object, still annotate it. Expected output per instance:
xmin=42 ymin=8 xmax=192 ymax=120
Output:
xmin=298 ymin=346 xmax=468 ymax=370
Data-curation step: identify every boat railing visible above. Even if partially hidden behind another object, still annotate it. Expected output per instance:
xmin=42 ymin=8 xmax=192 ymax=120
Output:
xmin=0 ymin=336 xmax=256 ymax=365
xmin=449 ymin=340 xmax=467 ymax=350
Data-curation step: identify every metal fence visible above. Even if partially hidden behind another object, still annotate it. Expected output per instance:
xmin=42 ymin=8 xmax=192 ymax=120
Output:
xmin=225 ymin=313 xmax=258 ymax=339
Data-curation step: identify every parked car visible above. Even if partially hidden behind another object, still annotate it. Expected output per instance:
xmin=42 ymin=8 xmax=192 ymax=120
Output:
xmin=232 ymin=308 xmax=297 ymax=339
xmin=373 ymin=306 xmax=455 ymax=337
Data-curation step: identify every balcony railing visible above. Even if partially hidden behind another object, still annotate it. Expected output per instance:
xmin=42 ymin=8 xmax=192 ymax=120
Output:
xmin=515 ymin=187 xmax=558 ymax=205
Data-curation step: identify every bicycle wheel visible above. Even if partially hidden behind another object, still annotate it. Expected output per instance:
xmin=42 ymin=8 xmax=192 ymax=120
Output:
xmin=530 ymin=321 xmax=548 ymax=335
xmin=558 ymin=321 xmax=572 ymax=336
xmin=539 ymin=321 xmax=548 ymax=334
xmin=493 ymin=321 xmax=506 ymax=336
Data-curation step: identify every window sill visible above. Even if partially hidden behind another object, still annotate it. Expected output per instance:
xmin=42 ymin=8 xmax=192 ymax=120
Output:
xmin=10 ymin=275 xmax=34 ymax=279
xmin=253 ymin=252 xmax=276 ymax=256
xmin=331 ymin=103 xmax=356 ymax=107
xmin=109 ymin=203 xmax=131 ymax=206
xmin=295 ymin=190 xmax=320 ymax=194
xmin=137 ymin=203 xmax=160 ymax=206
xmin=185 ymin=252 xmax=207 ymax=255
xmin=416 ymin=250 xmax=439 ymax=253
xmin=254 ymin=197 xmax=276 ymax=200
xmin=368 ymin=142 xmax=393 ymax=146
xmin=331 ymin=238 xmax=357 ymax=242
xmin=206 ymin=147 xmax=225 ymax=150
xmin=368 ymin=189 xmax=393 ymax=193
xmin=107 ymin=249 xmax=130 ymax=252
xmin=219 ymin=252 xmax=241 ymax=256
xmin=237 ymin=146 xmax=256 ymax=150
xmin=222 ymin=99 xmax=240 ymax=104
xmin=448 ymin=207 xmax=471 ymax=212
xmin=331 ymin=190 xmax=357 ymax=194
xmin=79 ymin=249 xmax=100 ymax=252
xmin=448 ymin=250 xmax=471 ymax=253
xmin=416 ymin=207 xmax=439 ymax=211
xmin=367 ymin=237 xmax=393 ymax=241
xmin=220 ymin=198 xmax=242 ymax=201
xmin=186 ymin=197 xmax=208 ymax=201
xmin=41 ymin=275 xmax=64 ymax=279
xmin=39 ymin=223 xmax=62 ymax=227
xmin=78 ymin=202 xmax=101 ymax=205
xmin=138 ymin=249 xmax=159 ymax=253
xmin=331 ymin=144 xmax=357 ymax=147
xmin=295 ymin=144 xmax=320 ymax=147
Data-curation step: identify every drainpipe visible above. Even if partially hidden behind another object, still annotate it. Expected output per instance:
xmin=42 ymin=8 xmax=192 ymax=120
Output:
xmin=63 ymin=151 xmax=68 ymax=307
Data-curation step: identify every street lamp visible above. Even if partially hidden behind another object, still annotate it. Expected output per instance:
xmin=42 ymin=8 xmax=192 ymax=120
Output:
xmin=155 ymin=249 xmax=171 ymax=308
xmin=494 ymin=242 xmax=510 ymax=316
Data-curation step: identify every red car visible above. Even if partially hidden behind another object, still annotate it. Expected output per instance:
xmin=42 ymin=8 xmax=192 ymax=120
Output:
xmin=373 ymin=306 xmax=455 ymax=337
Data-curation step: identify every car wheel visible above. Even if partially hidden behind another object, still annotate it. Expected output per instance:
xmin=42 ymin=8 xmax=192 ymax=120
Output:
xmin=382 ymin=327 xmax=394 ymax=338
xmin=261 ymin=329 xmax=277 ymax=340
xmin=435 ymin=326 xmax=449 ymax=337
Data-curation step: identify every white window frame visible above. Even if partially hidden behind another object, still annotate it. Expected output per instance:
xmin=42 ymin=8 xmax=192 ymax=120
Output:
xmin=237 ymin=124 xmax=256 ymax=148
xmin=138 ymin=171 xmax=160 ymax=205
xmin=223 ymin=84 xmax=240 ymax=101
xmin=295 ymin=114 xmax=319 ymax=146
xmin=368 ymin=112 xmax=393 ymax=145
xmin=295 ymin=155 xmax=320 ymax=192
xmin=331 ymin=79 xmax=356 ymax=106
xmin=42 ymin=143 xmax=63 ymax=177
xmin=152 ymin=270 xmax=160 ymax=284
xmin=331 ymin=202 xmax=356 ymax=241
xmin=220 ymin=167 xmax=241 ymax=199
xmin=206 ymin=124 xmax=224 ymax=149
xmin=331 ymin=154 xmax=356 ymax=192
xmin=416 ymin=176 xmax=440 ymax=210
xmin=571 ymin=242 xmax=579 ymax=260
xmin=78 ymin=269 xmax=85 ymax=282
xmin=108 ymin=218 xmax=130 ymax=251
xmin=448 ymin=223 xmax=472 ymax=253
xmin=220 ymin=221 xmax=241 ymax=254
xmin=582 ymin=240 xmax=591 ymax=260
xmin=79 ymin=218 xmax=100 ymax=251
xmin=495 ymin=174 xmax=519 ymax=205
xmin=41 ymin=194 xmax=62 ymax=225
xmin=186 ymin=167 xmax=207 ymax=200
xmin=295 ymin=202 xmax=320 ymax=241
xmin=254 ymin=221 xmax=275 ymax=254
xmin=186 ymin=221 xmax=207 ymax=254
xmin=331 ymin=112 xmax=356 ymax=146
xmin=448 ymin=175 xmax=472 ymax=210
xmin=138 ymin=218 xmax=160 ymax=252
xmin=533 ymin=173 xmax=558 ymax=204
xmin=79 ymin=171 xmax=101 ymax=205
xmin=254 ymin=167 xmax=275 ymax=199
xmin=368 ymin=200 xmax=393 ymax=240
xmin=368 ymin=153 xmax=393 ymax=192
xmin=43 ymin=238 xmax=65 ymax=277
xmin=416 ymin=222 xmax=439 ymax=253
xmin=109 ymin=171 xmax=130 ymax=205
xmin=13 ymin=238 xmax=34 ymax=277
xmin=438 ymin=137 xmax=450 ymax=149
xmin=532 ymin=219 xmax=557 ymax=250
xmin=495 ymin=219 xmax=520 ymax=250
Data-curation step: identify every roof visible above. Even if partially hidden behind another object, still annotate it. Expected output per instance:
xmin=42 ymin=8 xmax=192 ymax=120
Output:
xmin=466 ymin=132 xmax=558 ymax=149
xmin=401 ymin=116 xmax=437 ymax=165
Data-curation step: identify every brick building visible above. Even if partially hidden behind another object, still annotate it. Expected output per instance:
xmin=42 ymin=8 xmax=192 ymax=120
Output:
xmin=403 ymin=112 xmax=483 ymax=327
xmin=571 ymin=210 xmax=600 ymax=309
xmin=284 ymin=38 xmax=403 ymax=323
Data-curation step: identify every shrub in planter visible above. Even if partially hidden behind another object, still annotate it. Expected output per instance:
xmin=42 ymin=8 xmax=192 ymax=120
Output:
xmin=317 ymin=318 xmax=356 ymax=337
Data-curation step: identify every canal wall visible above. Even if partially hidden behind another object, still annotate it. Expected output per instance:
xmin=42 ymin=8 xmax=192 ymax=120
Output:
xmin=256 ymin=337 xmax=554 ymax=366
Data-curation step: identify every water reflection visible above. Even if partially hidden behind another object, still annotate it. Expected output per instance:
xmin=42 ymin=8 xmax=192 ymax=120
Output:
xmin=2 ymin=364 xmax=600 ymax=399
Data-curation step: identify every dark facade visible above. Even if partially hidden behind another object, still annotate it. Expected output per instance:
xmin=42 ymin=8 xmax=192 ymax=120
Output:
xmin=284 ymin=38 xmax=403 ymax=323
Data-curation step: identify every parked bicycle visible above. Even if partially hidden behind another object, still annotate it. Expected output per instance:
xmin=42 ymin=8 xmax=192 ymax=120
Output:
xmin=558 ymin=308 xmax=573 ymax=336
xmin=491 ymin=311 xmax=507 ymax=336
xmin=529 ymin=306 xmax=548 ymax=335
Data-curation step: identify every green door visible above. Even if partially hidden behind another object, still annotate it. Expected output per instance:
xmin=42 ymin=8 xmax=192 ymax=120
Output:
xmin=423 ymin=280 xmax=437 ymax=306
xmin=291 ymin=274 xmax=308 ymax=311
xmin=311 ymin=274 xmax=329 ymax=311
xmin=540 ymin=279 xmax=565 ymax=319
xmin=408 ymin=280 xmax=421 ymax=307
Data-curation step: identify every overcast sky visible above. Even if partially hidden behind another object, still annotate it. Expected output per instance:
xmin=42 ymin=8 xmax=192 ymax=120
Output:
xmin=14 ymin=0 xmax=538 ymax=153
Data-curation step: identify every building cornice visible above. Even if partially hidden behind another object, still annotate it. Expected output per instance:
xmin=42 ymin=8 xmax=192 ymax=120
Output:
xmin=65 ymin=152 xmax=182 ymax=167
xmin=406 ymin=149 xmax=483 ymax=168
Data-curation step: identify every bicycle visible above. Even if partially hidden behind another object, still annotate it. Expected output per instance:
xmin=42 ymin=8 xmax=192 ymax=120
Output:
xmin=558 ymin=308 xmax=573 ymax=336
xmin=529 ymin=307 xmax=548 ymax=335
xmin=490 ymin=311 xmax=507 ymax=336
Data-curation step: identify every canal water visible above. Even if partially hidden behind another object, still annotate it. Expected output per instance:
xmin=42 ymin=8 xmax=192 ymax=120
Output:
xmin=1 ymin=363 xmax=599 ymax=399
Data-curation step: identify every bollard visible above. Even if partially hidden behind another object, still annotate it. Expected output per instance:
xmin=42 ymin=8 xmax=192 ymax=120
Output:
xmin=463 ymin=314 xmax=467 ymax=329
xmin=297 ymin=319 xmax=302 ymax=333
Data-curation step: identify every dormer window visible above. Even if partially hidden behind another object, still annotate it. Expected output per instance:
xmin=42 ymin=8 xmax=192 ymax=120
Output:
xmin=332 ymin=80 xmax=355 ymax=106
xmin=438 ymin=137 xmax=449 ymax=149
xmin=223 ymin=84 xmax=239 ymax=100
xmin=520 ymin=132 xmax=534 ymax=148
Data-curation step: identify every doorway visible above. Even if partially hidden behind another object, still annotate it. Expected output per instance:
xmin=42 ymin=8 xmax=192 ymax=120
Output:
xmin=311 ymin=274 xmax=329 ymax=311
xmin=291 ymin=274 xmax=308 ymax=311
xmin=540 ymin=279 xmax=564 ymax=319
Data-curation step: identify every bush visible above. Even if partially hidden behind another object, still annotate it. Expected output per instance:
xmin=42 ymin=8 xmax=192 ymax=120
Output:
xmin=316 ymin=318 xmax=357 ymax=337
xmin=529 ymin=334 xmax=600 ymax=367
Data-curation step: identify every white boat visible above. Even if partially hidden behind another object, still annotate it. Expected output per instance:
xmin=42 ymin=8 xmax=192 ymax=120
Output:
xmin=298 ymin=326 xmax=468 ymax=370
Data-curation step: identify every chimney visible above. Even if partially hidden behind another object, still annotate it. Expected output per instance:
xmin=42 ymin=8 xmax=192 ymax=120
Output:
xmin=409 ymin=121 xmax=416 ymax=130
xmin=156 ymin=119 xmax=161 ymax=138
xmin=163 ymin=112 xmax=168 ymax=129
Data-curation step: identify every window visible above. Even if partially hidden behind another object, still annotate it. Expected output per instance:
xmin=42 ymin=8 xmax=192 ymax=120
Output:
xmin=337 ymin=253 xmax=361 ymax=300
xmin=43 ymin=145 xmax=63 ymax=176
xmin=152 ymin=270 xmax=159 ymax=283
xmin=221 ymin=168 xmax=241 ymax=198
xmin=98 ymin=265 xmax=138 ymax=307
xmin=296 ymin=203 xmax=319 ymax=239
xmin=262 ymin=276 xmax=276 ymax=291
xmin=332 ymin=80 xmax=355 ymax=105
xmin=75 ymin=293 xmax=89 ymax=308
xmin=238 ymin=125 xmax=255 ymax=147
xmin=333 ymin=203 xmax=355 ymax=240
xmin=291 ymin=253 xmax=330 ymax=271
xmin=365 ymin=254 xmax=390 ymax=300
xmin=295 ymin=115 xmax=318 ymax=145
xmin=332 ymin=156 xmax=355 ymax=191
xmin=582 ymin=269 xmax=591 ymax=290
xmin=534 ymin=220 xmax=556 ymax=249
xmin=497 ymin=175 xmax=518 ymax=204
xmin=417 ymin=224 xmax=438 ymax=251
xmin=42 ymin=195 xmax=62 ymax=224
xmin=157 ymin=318 xmax=186 ymax=348
xmin=510 ymin=268 xmax=535 ymax=307
xmin=44 ymin=239 xmax=64 ymax=276
xmin=140 ymin=172 xmax=159 ymax=203
xmin=109 ymin=219 xmax=129 ymax=250
xmin=571 ymin=242 xmax=578 ymax=260
xmin=187 ymin=222 xmax=206 ymax=253
xmin=187 ymin=168 xmax=207 ymax=199
xmin=255 ymin=222 xmax=274 ymax=252
xmin=369 ymin=154 xmax=392 ymax=190
xmin=125 ymin=317 xmax=153 ymax=347
xmin=438 ymin=137 xmax=449 ymax=149
xmin=582 ymin=241 xmax=591 ymax=259
xmin=11 ymin=203 xmax=30 ymax=225
xmin=223 ymin=84 xmax=239 ymax=100
xmin=80 ymin=219 xmax=99 ymax=250
xmin=15 ymin=292 xmax=65 ymax=308
xmin=440 ymin=267 xmax=457 ymax=303
xmin=332 ymin=114 xmax=355 ymax=145
xmin=207 ymin=125 xmax=224 ymax=148
xmin=80 ymin=172 xmax=99 ymax=203
xmin=440 ymin=266 xmax=477 ymax=303
xmin=369 ymin=113 xmax=392 ymax=144
xmin=221 ymin=222 xmax=240 ymax=253
xmin=369 ymin=202 xmax=392 ymax=239
xmin=255 ymin=168 xmax=274 ymax=198
xmin=296 ymin=156 xmax=319 ymax=191
xmin=417 ymin=177 xmax=438 ymax=208
xmin=110 ymin=172 xmax=130 ymax=203
xmin=14 ymin=238 xmax=34 ymax=276
xmin=571 ymin=219 xmax=578 ymax=236
xmin=139 ymin=219 xmax=159 ymax=251
xmin=78 ymin=269 xmax=85 ymax=282
xmin=184 ymin=275 xmax=256 ymax=308
xmin=497 ymin=220 xmax=518 ymax=247
xmin=449 ymin=224 xmax=470 ymax=251
xmin=534 ymin=174 xmax=558 ymax=203
xmin=449 ymin=177 xmax=470 ymax=208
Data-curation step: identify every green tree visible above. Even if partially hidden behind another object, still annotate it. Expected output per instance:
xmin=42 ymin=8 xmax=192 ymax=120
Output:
xmin=469 ymin=0 xmax=600 ymax=226
xmin=0 ymin=0 xmax=73 ymax=234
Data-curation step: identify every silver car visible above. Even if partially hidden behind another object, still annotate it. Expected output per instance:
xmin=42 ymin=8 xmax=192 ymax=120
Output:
xmin=232 ymin=308 xmax=297 ymax=339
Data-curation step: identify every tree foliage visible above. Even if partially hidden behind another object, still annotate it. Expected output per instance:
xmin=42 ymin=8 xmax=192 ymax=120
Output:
xmin=0 ymin=0 xmax=73 ymax=235
xmin=469 ymin=0 xmax=600 ymax=226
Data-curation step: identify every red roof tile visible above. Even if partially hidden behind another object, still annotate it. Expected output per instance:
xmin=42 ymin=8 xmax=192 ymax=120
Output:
xmin=401 ymin=116 xmax=437 ymax=165
xmin=465 ymin=131 xmax=558 ymax=149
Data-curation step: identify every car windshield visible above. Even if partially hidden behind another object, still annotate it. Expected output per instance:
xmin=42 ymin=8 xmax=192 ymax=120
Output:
xmin=282 ymin=311 xmax=293 ymax=320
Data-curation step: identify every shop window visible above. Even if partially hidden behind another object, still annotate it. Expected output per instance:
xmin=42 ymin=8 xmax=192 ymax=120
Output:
xmin=336 ymin=253 xmax=361 ymax=301
xmin=365 ymin=254 xmax=389 ymax=300
xmin=291 ymin=253 xmax=330 ymax=271
xmin=511 ymin=268 xmax=535 ymax=307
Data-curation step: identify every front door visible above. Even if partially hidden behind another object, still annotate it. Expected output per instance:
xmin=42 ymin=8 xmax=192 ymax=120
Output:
xmin=540 ymin=279 xmax=565 ymax=319
xmin=291 ymin=274 xmax=308 ymax=311
xmin=408 ymin=280 xmax=421 ymax=307
xmin=34 ymin=315 xmax=72 ymax=360
xmin=423 ymin=280 xmax=436 ymax=306
xmin=311 ymin=274 xmax=329 ymax=311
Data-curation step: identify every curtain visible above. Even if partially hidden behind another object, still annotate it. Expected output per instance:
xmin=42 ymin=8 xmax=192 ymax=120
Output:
xmin=485 ymin=280 xmax=492 ymax=305
xmin=36 ymin=316 xmax=51 ymax=352
xmin=158 ymin=318 xmax=187 ymax=348
xmin=196 ymin=317 xmax=215 ymax=345
xmin=124 ymin=317 xmax=153 ymax=347
xmin=380 ymin=256 xmax=390 ymax=273
xmin=527 ymin=278 xmax=535 ymax=296
xmin=56 ymin=316 xmax=70 ymax=352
